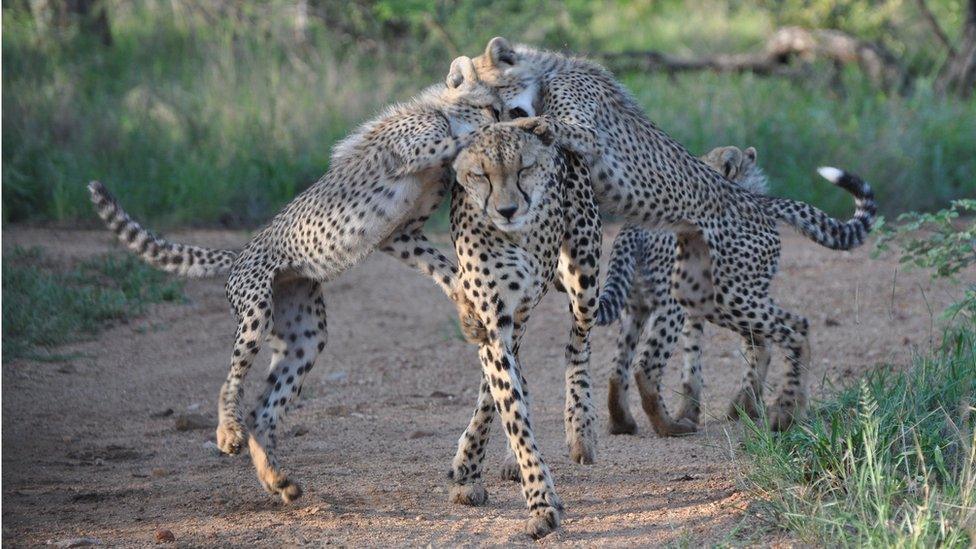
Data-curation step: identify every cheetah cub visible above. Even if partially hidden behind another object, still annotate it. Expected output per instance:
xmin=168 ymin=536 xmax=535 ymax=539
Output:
xmin=446 ymin=120 xmax=601 ymax=539
xmin=597 ymin=146 xmax=876 ymax=436
xmin=89 ymin=56 xmax=502 ymax=503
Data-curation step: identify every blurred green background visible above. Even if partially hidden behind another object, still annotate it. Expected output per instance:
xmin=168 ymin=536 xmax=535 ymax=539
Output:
xmin=3 ymin=0 xmax=974 ymax=228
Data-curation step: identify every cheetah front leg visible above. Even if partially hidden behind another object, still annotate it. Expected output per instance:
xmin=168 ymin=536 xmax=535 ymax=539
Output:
xmin=632 ymin=300 xmax=698 ymax=437
xmin=450 ymin=330 xmax=561 ymax=538
xmin=675 ymin=317 xmax=705 ymax=425
xmin=392 ymin=131 xmax=473 ymax=179
xmin=556 ymin=155 xmax=602 ymax=464
xmin=727 ymin=334 xmax=771 ymax=421
xmin=246 ymin=277 xmax=327 ymax=503
xmin=480 ymin=334 xmax=562 ymax=539
xmin=499 ymin=331 xmax=531 ymax=482
xmin=381 ymin=181 xmax=485 ymax=344
xmin=448 ymin=374 xmax=494 ymax=505
xmin=607 ymin=297 xmax=650 ymax=435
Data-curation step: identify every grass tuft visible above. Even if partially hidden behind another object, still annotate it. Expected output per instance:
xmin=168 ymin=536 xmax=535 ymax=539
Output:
xmin=2 ymin=247 xmax=184 ymax=363
xmin=742 ymin=326 xmax=976 ymax=547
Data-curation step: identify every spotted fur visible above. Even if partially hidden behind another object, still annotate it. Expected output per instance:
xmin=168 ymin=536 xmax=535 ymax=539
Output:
xmin=89 ymin=56 xmax=503 ymax=503
xmin=469 ymin=37 xmax=866 ymax=437
xmin=445 ymin=122 xmax=600 ymax=539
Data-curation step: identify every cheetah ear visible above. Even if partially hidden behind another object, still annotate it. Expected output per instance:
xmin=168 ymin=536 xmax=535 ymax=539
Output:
xmin=744 ymin=146 xmax=758 ymax=164
xmin=721 ymin=147 xmax=742 ymax=179
xmin=446 ymin=56 xmax=477 ymax=89
xmin=485 ymin=36 xmax=516 ymax=67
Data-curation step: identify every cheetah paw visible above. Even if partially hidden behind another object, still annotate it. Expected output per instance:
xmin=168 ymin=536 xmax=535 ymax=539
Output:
xmin=607 ymin=416 xmax=638 ymax=435
xmin=675 ymin=403 xmax=701 ymax=426
xmin=449 ymin=482 xmax=488 ymax=506
xmin=275 ymin=479 xmax=303 ymax=503
xmin=452 ymin=291 xmax=488 ymax=345
xmin=524 ymin=506 xmax=561 ymax=540
xmin=568 ymin=434 xmax=596 ymax=465
xmin=458 ymin=313 xmax=488 ymax=345
xmin=727 ymin=389 xmax=764 ymax=421
xmin=650 ymin=416 xmax=698 ymax=437
xmin=216 ymin=420 xmax=247 ymax=455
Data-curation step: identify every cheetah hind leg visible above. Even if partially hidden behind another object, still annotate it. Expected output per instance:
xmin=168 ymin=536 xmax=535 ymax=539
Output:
xmin=247 ymin=278 xmax=327 ymax=502
xmin=768 ymin=315 xmax=810 ymax=431
xmin=217 ymin=273 xmax=274 ymax=456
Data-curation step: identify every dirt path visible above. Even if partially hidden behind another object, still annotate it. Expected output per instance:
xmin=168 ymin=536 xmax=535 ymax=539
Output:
xmin=2 ymin=226 xmax=963 ymax=547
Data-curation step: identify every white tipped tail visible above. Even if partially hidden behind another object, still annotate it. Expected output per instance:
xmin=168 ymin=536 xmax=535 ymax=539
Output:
xmin=817 ymin=166 xmax=844 ymax=184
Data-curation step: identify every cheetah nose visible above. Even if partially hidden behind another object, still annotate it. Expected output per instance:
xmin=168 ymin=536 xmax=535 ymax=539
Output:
xmin=498 ymin=205 xmax=518 ymax=220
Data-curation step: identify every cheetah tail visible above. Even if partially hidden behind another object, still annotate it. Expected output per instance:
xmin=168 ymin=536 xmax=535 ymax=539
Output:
xmin=88 ymin=181 xmax=239 ymax=278
xmin=763 ymin=167 xmax=877 ymax=251
xmin=595 ymin=224 xmax=648 ymax=326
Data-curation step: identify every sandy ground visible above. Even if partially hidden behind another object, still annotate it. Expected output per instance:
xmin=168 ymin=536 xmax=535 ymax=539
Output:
xmin=2 ymin=226 xmax=965 ymax=547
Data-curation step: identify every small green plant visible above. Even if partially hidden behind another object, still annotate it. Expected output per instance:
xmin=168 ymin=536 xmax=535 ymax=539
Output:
xmin=1 ymin=247 xmax=184 ymax=362
xmin=875 ymin=199 xmax=976 ymax=279
xmin=874 ymin=199 xmax=976 ymax=321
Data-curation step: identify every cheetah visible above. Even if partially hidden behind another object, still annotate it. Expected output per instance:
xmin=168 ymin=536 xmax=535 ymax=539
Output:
xmin=445 ymin=120 xmax=601 ymax=539
xmin=468 ymin=37 xmax=877 ymax=432
xmin=88 ymin=56 xmax=504 ymax=503
xmin=596 ymin=146 xmax=876 ymax=436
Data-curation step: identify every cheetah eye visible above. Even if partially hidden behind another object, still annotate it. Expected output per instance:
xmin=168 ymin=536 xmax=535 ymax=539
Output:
xmin=509 ymin=107 xmax=528 ymax=119
xmin=489 ymin=106 xmax=500 ymax=120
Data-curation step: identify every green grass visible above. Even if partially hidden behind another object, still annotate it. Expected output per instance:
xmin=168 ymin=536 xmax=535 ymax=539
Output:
xmin=3 ymin=2 xmax=974 ymax=227
xmin=2 ymin=247 xmax=184 ymax=363
xmin=741 ymin=325 xmax=976 ymax=547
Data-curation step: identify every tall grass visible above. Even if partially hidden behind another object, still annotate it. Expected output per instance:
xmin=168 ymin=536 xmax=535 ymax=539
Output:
xmin=3 ymin=2 xmax=974 ymax=226
xmin=742 ymin=326 xmax=976 ymax=546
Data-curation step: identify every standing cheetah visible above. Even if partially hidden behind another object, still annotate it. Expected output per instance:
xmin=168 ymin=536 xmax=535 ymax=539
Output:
xmin=89 ymin=56 xmax=503 ymax=503
xmin=445 ymin=120 xmax=601 ymax=539
xmin=468 ymin=37 xmax=877 ymax=431
xmin=597 ymin=146 xmax=876 ymax=436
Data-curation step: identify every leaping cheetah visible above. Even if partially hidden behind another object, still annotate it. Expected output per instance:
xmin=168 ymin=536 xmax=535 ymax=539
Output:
xmin=89 ymin=56 xmax=503 ymax=503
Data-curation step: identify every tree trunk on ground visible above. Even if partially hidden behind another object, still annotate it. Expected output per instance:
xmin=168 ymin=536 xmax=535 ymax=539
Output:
xmin=602 ymin=26 xmax=907 ymax=93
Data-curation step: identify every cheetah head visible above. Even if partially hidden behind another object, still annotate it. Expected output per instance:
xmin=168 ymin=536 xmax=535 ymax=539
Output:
xmin=471 ymin=37 xmax=540 ymax=121
xmin=453 ymin=123 xmax=556 ymax=232
xmin=700 ymin=145 xmax=768 ymax=195
xmin=440 ymin=56 xmax=507 ymax=136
